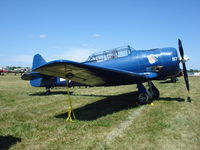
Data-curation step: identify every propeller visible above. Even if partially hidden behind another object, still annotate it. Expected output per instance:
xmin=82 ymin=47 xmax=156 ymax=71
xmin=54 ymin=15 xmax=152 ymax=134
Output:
xmin=178 ymin=39 xmax=190 ymax=92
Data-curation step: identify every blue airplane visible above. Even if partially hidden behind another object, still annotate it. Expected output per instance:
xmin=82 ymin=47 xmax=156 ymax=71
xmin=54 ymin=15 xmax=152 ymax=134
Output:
xmin=22 ymin=39 xmax=190 ymax=104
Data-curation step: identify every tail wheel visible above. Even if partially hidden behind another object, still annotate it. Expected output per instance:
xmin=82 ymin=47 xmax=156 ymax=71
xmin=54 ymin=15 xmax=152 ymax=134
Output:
xmin=46 ymin=90 xmax=51 ymax=95
xmin=45 ymin=87 xmax=51 ymax=95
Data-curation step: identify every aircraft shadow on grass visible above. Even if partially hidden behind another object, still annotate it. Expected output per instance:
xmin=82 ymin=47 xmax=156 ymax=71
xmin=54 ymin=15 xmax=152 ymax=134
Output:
xmin=55 ymin=91 xmax=185 ymax=121
xmin=0 ymin=135 xmax=21 ymax=150
xmin=158 ymin=97 xmax=185 ymax=102
xmin=29 ymin=90 xmax=125 ymax=97
xmin=30 ymin=90 xmax=189 ymax=102
xmin=29 ymin=91 xmax=70 ymax=96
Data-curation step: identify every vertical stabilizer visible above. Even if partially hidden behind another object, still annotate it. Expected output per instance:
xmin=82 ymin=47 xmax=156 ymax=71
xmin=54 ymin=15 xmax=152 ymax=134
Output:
xmin=32 ymin=54 xmax=46 ymax=70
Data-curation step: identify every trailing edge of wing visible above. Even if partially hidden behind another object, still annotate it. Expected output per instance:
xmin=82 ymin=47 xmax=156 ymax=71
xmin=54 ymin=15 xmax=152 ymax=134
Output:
xmin=33 ymin=60 xmax=158 ymax=86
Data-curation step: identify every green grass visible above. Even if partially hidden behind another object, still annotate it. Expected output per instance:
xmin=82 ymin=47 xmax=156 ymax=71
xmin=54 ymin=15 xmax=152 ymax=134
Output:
xmin=0 ymin=75 xmax=200 ymax=150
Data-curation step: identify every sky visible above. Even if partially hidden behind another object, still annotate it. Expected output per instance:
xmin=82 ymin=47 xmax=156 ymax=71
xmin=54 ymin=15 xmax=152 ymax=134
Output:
xmin=0 ymin=0 xmax=199 ymax=69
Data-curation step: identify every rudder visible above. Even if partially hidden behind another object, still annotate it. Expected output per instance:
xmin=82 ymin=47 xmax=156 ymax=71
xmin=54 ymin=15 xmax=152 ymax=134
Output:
xmin=32 ymin=54 xmax=46 ymax=70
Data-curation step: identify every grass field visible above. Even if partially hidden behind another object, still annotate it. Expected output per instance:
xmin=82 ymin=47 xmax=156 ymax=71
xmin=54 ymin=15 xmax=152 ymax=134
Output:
xmin=0 ymin=75 xmax=200 ymax=150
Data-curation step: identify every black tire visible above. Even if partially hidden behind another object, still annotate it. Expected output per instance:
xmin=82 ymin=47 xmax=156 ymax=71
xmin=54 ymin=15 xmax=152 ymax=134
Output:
xmin=46 ymin=90 xmax=51 ymax=95
xmin=171 ymin=77 xmax=177 ymax=83
xmin=138 ymin=93 xmax=151 ymax=104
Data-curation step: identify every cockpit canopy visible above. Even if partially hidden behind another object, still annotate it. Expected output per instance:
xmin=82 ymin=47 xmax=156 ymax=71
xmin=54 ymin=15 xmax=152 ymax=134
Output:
xmin=86 ymin=45 xmax=135 ymax=63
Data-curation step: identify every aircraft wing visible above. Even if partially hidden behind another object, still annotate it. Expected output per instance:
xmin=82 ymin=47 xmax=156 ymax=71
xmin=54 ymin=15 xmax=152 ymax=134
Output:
xmin=33 ymin=60 xmax=158 ymax=86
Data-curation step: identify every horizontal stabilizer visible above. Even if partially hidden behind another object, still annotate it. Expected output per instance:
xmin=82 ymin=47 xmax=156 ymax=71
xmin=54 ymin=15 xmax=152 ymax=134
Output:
xmin=21 ymin=72 xmax=48 ymax=80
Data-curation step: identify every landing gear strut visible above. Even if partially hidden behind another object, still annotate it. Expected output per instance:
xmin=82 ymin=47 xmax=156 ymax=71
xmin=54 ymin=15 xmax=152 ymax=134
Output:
xmin=137 ymin=81 xmax=160 ymax=104
xmin=148 ymin=81 xmax=160 ymax=100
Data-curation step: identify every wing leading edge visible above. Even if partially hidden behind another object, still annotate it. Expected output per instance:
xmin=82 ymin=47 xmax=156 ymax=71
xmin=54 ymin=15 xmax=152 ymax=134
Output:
xmin=33 ymin=60 xmax=158 ymax=86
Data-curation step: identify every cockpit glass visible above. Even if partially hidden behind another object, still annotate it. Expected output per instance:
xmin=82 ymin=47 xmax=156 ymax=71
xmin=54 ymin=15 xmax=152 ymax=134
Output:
xmin=87 ymin=45 xmax=135 ymax=63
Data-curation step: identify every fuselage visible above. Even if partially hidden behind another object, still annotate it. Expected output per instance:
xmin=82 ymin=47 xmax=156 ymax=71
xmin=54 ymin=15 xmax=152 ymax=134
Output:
xmin=30 ymin=47 xmax=181 ymax=87
xmin=86 ymin=47 xmax=181 ymax=80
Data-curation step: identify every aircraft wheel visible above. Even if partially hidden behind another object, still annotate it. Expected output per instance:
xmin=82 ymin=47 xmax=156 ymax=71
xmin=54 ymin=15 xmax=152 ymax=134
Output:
xmin=46 ymin=90 xmax=51 ymax=95
xmin=171 ymin=77 xmax=177 ymax=83
xmin=138 ymin=93 xmax=151 ymax=104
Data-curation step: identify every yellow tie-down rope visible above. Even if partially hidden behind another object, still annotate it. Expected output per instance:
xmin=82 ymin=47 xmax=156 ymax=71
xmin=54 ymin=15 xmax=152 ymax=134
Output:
xmin=66 ymin=80 xmax=76 ymax=122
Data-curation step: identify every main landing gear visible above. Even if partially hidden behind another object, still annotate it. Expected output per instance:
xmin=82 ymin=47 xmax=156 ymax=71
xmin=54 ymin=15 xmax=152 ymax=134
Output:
xmin=137 ymin=81 xmax=160 ymax=104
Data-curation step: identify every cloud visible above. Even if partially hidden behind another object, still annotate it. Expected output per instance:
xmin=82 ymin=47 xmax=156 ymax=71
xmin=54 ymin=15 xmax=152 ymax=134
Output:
xmin=50 ymin=48 xmax=95 ymax=62
xmin=0 ymin=47 xmax=97 ymax=67
xmin=39 ymin=34 xmax=48 ymax=38
xmin=12 ymin=55 xmax=33 ymax=64
xmin=0 ymin=54 xmax=33 ymax=67
xmin=93 ymin=34 xmax=101 ymax=38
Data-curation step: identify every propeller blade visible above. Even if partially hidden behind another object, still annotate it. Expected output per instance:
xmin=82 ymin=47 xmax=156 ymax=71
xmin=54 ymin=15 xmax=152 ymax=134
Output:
xmin=178 ymin=39 xmax=184 ymax=59
xmin=182 ymin=62 xmax=190 ymax=91
xmin=178 ymin=39 xmax=190 ymax=92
